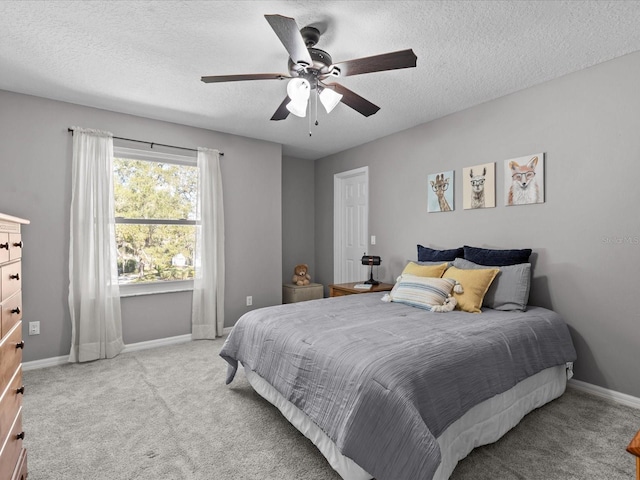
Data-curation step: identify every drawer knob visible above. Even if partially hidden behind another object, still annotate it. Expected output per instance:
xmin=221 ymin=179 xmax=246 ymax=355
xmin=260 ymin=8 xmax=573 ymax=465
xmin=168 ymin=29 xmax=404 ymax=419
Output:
xmin=16 ymin=386 xmax=25 ymax=395
xmin=16 ymin=432 xmax=25 ymax=440
xmin=0 ymin=242 xmax=8 ymax=250
xmin=9 ymin=273 xmax=20 ymax=280
xmin=13 ymin=241 xmax=23 ymax=248
xmin=16 ymin=341 xmax=25 ymax=349
xmin=11 ymin=306 xmax=21 ymax=315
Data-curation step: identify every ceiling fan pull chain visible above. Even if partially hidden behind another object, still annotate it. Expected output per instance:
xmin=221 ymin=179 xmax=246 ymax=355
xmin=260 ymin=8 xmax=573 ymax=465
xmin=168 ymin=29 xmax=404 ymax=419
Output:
xmin=315 ymin=88 xmax=319 ymax=127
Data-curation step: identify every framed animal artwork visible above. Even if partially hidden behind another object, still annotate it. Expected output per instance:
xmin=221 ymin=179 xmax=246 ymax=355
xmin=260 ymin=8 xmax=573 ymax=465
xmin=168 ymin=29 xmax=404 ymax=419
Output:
xmin=428 ymin=170 xmax=455 ymax=213
xmin=463 ymin=162 xmax=495 ymax=210
xmin=504 ymin=153 xmax=545 ymax=206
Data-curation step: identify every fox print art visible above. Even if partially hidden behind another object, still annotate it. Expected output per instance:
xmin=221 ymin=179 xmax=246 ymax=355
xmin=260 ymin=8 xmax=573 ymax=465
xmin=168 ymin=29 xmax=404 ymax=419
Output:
xmin=507 ymin=155 xmax=542 ymax=205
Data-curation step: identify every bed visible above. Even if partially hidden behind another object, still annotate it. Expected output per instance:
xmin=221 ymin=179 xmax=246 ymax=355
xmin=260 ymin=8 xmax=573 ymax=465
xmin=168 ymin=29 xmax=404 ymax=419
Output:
xmin=220 ymin=281 xmax=576 ymax=480
xmin=221 ymin=248 xmax=576 ymax=479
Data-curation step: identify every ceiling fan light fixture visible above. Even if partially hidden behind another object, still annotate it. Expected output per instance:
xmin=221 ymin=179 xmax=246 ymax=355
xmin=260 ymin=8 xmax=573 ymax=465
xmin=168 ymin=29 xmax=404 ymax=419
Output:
xmin=285 ymin=78 xmax=311 ymax=117
xmin=286 ymin=78 xmax=310 ymax=103
xmin=286 ymin=98 xmax=308 ymax=117
xmin=319 ymin=87 xmax=343 ymax=113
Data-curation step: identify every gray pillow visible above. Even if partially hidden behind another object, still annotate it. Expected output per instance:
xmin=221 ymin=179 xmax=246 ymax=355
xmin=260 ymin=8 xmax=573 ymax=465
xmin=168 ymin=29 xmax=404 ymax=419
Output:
xmin=452 ymin=258 xmax=531 ymax=311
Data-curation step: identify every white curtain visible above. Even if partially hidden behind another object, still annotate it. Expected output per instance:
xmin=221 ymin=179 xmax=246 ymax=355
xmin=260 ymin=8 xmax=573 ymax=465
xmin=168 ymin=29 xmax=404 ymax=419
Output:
xmin=68 ymin=127 xmax=124 ymax=362
xmin=191 ymin=147 xmax=225 ymax=338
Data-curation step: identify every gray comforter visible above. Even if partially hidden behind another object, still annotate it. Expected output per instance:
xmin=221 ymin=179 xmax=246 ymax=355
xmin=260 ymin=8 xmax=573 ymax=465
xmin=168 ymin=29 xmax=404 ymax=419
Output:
xmin=220 ymin=293 xmax=576 ymax=480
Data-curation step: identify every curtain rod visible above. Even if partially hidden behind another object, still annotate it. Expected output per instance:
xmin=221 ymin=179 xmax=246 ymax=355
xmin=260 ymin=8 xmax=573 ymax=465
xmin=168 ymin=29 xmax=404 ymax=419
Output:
xmin=67 ymin=128 xmax=224 ymax=156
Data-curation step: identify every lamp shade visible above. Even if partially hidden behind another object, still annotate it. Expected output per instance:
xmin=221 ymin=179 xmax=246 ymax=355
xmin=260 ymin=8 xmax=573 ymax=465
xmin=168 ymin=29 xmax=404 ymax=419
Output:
xmin=287 ymin=78 xmax=310 ymax=102
xmin=361 ymin=255 xmax=381 ymax=266
xmin=286 ymin=99 xmax=308 ymax=117
xmin=319 ymin=87 xmax=343 ymax=113
xmin=286 ymin=78 xmax=310 ymax=117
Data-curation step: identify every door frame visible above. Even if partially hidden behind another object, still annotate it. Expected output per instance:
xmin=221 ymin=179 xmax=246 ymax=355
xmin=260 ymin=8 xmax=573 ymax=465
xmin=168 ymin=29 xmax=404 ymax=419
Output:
xmin=333 ymin=166 xmax=369 ymax=284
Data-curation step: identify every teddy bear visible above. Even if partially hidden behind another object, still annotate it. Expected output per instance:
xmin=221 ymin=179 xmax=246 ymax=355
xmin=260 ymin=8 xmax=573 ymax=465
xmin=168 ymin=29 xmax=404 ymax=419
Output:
xmin=292 ymin=264 xmax=311 ymax=286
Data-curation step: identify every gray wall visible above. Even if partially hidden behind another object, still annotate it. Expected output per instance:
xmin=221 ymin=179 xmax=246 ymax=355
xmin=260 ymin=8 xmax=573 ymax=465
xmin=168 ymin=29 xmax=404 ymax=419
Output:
xmin=314 ymin=51 xmax=640 ymax=398
xmin=0 ymin=90 xmax=282 ymax=361
xmin=282 ymin=155 xmax=316 ymax=285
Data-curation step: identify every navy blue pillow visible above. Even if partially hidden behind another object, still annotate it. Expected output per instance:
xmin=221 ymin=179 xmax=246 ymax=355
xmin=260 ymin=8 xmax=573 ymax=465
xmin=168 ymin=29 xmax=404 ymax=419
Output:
xmin=417 ymin=245 xmax=464 ymax=262
xmin=463 ymin=245 xmax=532 ymax=267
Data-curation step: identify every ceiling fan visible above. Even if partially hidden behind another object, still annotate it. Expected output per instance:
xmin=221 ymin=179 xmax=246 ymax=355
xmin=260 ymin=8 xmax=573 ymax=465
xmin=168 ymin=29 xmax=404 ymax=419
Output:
xmin=201 ymin=14 xmax=418 ymax=122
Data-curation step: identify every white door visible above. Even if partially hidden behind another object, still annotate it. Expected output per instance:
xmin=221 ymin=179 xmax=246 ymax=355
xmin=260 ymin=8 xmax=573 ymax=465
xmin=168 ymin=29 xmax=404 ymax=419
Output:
xmin=334 ymin=167 xmax=369 ymax=283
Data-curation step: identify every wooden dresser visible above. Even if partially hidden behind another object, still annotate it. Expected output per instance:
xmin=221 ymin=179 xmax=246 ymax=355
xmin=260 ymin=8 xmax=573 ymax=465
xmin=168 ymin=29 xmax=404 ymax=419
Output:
xmin=0 ymin=213 xmax=29 ymax=480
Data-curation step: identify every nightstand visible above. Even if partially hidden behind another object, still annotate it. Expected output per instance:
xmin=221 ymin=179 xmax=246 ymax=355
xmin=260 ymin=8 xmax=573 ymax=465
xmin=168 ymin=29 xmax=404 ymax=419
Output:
xmin=282 ymin=283 xmax=324 ymax=303
xmin=328 ymin=282 xmax=394 ymax=297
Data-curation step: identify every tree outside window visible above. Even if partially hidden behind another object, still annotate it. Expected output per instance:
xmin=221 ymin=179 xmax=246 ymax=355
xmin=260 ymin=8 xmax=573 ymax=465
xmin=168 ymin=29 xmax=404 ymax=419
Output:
xmin=113 ymin=153 xmax=197 ymax=284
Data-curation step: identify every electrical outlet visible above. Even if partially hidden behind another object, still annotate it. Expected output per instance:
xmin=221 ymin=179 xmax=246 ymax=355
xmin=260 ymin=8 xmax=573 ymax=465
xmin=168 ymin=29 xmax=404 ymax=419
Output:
xmin=29 ymin=321 xmax=40 ymax=335
xmin=371 ymin=235 xmax=376 ymax=245
xmin=246 ymin=296 xmax=253 ymax=306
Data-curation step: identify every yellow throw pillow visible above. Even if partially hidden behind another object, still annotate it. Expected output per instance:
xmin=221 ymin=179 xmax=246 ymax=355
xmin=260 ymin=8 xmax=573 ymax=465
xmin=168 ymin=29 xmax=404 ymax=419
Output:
xmin=401 ymin=262 xmax=448 ymax=278
xmin=443 ymin=266 xmax=499 ymax=313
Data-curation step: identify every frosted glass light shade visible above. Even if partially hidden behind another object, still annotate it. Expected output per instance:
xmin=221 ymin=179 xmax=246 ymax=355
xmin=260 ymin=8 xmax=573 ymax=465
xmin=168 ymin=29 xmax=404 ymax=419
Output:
xmin=286 ymin=78 xmax=310 ymax=117
xmin=287 ymin=78 xmax=310 ymax=102
xmin=319 ymin=87 xmax=343 ymax=113
xmin=286 ymin=99 xmax=308 ymax=117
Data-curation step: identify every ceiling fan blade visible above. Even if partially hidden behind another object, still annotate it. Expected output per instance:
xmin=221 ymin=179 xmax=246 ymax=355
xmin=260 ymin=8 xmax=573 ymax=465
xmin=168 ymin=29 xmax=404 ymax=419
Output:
xmin=325 ymin=83 xmax=380 ymax=117
xmin=201 ymin=73 xmax=289 ymax=83
xmin=270 ymin=96 xmax=291 ymax=121
xmin=331 ymin=49 xmax=417 ymax=77
xmin=264 ymin=14 xmax=313 ymax=67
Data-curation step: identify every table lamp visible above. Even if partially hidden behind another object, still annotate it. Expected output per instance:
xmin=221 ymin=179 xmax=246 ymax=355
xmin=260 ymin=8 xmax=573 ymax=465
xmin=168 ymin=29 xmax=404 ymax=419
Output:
xmin=361 ymin=255 xmax=381 ymax=285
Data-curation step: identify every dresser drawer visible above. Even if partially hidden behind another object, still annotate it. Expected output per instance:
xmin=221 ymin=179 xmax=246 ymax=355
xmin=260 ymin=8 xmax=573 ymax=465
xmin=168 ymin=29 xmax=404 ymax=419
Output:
xmin=1 ymin=293 xmax=22 ymax=339
xmin=8 ymin=235 xmax=22 ymax=262
xmin=0 ymin=262 xmax=21 ymax=303
xmin=0 ymin=368 xmax=22 ymax=449
xmin=0 ymin=409 xmax=23 ymax=480
xmin=11 ymin=447 xmax=27 ymax=480
xmin=0 ymin=324 xmax=23 ymax=391
xmin=0 ymin=234 xmax=8 ymax=264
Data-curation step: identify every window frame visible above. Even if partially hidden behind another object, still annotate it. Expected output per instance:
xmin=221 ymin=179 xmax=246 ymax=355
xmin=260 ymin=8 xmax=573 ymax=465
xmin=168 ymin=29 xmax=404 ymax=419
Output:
xmin=113 ymin=146 xmax=198 ymax=297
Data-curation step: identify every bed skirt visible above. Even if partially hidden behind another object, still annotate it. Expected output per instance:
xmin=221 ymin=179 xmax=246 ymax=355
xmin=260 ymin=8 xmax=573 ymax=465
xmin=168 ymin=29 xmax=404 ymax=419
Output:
xmin=243 ymin=363 xmax=569 ymax=480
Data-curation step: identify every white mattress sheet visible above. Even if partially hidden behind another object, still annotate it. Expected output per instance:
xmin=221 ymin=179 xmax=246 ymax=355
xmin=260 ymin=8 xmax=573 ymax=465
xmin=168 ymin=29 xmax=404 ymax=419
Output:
xmin=243 ymin=364 xmax=568 ymax=480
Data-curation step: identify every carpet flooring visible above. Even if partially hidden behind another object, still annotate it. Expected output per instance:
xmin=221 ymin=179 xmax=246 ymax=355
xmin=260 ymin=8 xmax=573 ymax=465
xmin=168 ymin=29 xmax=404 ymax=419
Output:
xmin=22 ymin=339 xmax=640 ymax=480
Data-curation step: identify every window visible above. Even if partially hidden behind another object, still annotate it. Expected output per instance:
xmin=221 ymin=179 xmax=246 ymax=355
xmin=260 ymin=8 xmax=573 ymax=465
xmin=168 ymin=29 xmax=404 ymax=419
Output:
xmin=113 ymin=147 xmax=198 ymax=294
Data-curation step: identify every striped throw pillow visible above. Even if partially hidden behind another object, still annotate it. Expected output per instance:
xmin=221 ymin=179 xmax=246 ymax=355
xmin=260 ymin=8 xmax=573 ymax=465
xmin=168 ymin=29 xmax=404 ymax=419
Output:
xmin=389 ymin=275 xmax=456 ymax=311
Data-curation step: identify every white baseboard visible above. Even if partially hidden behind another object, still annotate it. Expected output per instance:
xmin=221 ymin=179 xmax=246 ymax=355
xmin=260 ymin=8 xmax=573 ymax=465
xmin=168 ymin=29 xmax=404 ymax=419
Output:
xmin=121 ymin=333 xmax=192 ymax=354
xmin=22 ymin=354 xmax=70 ymax=371
xmin=568 ymin=378 xmax=640 ymax=410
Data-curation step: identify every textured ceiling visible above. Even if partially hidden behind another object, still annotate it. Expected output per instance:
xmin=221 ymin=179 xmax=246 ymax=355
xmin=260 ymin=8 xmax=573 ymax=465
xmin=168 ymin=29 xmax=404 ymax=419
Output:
xmin=2 ymin=1 xmax=640 ymax=159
